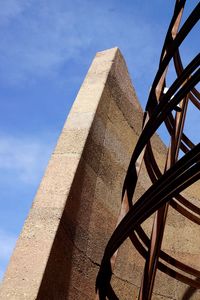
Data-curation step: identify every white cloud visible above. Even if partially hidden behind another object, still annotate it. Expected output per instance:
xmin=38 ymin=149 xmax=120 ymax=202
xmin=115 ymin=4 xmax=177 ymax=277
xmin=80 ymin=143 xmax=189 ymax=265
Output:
xmin=0 ymin=133 xmax=54 ymax=185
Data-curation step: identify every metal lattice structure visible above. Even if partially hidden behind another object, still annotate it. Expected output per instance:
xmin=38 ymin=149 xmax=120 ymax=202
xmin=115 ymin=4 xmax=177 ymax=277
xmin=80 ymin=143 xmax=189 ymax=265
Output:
xmin=96 ymin=1 xmax=200 ymax=299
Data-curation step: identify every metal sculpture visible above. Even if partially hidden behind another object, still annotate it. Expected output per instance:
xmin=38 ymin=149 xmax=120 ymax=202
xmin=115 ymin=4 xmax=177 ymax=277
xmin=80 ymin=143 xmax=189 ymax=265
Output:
xmin=96 ymin=1 xmax=200 ymax=299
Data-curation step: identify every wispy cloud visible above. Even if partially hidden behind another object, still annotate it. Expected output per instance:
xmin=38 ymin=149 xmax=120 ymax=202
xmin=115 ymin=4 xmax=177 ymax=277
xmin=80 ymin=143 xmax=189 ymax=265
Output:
xmin=0 ymin=1 xmax=91 ymax=84
xmin=0 ymin=229 xmax=17 ymax=261
xmin=0 ymin=0 xmax=160 ymax=86
xmin=0 ymin=0 xmax=29 ymax=25
xmin=0 ymin=229 xmax=17 ymax=281
xmin=0 ymin=132 xmax=55 ymax=281
xmin=0 ymin=133 xmax=54 ymax=185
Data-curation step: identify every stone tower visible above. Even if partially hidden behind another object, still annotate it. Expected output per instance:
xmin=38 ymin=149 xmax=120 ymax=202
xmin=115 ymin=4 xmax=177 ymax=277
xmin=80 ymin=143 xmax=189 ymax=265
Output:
xmin=0 ymin=48 xmax=199 ymax=299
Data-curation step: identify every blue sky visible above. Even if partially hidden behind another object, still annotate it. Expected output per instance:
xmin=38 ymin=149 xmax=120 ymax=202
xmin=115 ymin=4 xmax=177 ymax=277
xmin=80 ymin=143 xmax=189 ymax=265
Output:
xmin=0 ymin=0 xmax=199 ymax=280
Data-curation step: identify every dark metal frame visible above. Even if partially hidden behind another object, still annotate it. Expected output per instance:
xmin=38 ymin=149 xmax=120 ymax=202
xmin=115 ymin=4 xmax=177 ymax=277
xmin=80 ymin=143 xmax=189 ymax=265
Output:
xmin=96 ymin=1 xmax=200 ymax=299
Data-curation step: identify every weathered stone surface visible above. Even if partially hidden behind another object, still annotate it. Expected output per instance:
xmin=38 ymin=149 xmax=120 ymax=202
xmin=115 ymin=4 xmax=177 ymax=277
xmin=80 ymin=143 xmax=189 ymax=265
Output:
xmin=0 ymin=47 xmax=199 ymax=300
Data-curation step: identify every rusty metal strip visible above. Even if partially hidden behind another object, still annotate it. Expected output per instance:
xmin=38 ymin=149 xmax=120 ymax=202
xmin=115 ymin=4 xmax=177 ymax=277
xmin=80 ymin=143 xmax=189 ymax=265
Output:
xmin=95 ymin=1 xmax=200 ymax=299
xmin=96 ymin=145 xmax=200 ymax=298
